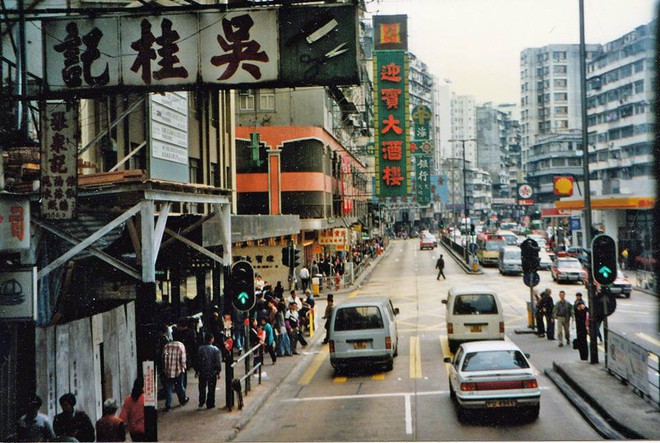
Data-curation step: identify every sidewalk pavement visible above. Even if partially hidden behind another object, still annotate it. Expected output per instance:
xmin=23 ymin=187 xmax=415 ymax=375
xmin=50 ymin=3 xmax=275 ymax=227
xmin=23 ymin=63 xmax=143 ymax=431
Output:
xmin=157 ymin=247 xmax=392 ymax=441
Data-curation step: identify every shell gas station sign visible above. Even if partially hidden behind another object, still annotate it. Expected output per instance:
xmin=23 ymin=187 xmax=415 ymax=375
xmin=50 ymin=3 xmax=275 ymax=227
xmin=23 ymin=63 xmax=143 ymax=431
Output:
xmin=554 ymin=176 xmax=574 ymax=196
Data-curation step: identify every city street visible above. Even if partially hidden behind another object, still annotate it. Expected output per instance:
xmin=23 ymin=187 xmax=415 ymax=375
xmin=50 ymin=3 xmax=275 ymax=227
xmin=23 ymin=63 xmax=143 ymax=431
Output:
xmin=230 ymin=238 xmax=660 ymax=441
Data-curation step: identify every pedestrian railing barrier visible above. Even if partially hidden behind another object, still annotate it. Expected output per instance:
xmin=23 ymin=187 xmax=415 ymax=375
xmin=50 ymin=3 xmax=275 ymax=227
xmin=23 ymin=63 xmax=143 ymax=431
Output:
xmin=230 ymin=343 xmax=263 ymax=410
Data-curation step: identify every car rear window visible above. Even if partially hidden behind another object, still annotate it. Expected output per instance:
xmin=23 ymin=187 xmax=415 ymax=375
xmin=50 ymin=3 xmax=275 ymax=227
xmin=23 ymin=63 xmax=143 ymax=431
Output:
xmin=334 ymin=306 xmax=384 ymax=331
xmin=461 ymin=350 xmax=530 ymax=372
xmin=453 ymin=294 xmax=498 ymax=315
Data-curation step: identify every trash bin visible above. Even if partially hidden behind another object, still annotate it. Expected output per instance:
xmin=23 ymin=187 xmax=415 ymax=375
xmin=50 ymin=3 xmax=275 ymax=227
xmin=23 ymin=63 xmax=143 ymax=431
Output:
xmin=314 ymin=274 xmax=324 ymax=291
xmin=312 ymin=277 xmax=320 ymax=296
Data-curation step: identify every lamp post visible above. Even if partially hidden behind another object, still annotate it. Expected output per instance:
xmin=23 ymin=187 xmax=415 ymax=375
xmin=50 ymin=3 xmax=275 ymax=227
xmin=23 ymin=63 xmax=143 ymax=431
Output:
xmin=449 ymin=138 xmax=476 ymax=264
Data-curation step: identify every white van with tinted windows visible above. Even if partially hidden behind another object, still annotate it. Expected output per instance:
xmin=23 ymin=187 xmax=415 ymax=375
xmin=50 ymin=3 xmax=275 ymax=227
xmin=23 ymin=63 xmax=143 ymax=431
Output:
xmin=329 ymin=296 xmax=399 ymax=372
xmin=442 ymin=286 xmax=505 ymax=353
xmin=498 ymin=246 xmax=522 ymax=275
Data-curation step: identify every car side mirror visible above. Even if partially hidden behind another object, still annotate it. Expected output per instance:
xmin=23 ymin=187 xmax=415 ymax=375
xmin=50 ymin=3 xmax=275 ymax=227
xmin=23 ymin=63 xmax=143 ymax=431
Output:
xmin=441 ymin=299 xmax=447 ymax=305
xmin=394 ymin=307 xmax=400 ymax=316
xmin=524 ymin=353 xmax=531 ymax=358
xmin=443 ymin=357 xmax=452 ymax=363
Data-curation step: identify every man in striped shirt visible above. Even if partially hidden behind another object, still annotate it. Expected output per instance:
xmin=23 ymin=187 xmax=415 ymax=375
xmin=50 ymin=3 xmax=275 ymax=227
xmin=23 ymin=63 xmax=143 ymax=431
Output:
xmin=162 ymin=340 xmax=189 ymax=412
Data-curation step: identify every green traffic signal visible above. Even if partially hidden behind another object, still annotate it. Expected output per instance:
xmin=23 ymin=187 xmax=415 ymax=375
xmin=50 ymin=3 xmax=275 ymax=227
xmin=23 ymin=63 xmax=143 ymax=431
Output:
xmin=591 ymin=234 xmax=617 ymax=286
xmin=231 ymin=261 xmax=255 ymax=311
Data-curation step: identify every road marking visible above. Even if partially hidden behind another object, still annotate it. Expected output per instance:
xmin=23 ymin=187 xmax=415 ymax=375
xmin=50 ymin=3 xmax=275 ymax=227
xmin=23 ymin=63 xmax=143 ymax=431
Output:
xmin=404 ymin=394 xmax=413 ymax=435
xmin=348 ymin=290 xmax=360 ymax=299
xmin=283 ymin=389 xmax=450 ymax=403
xmin=636 ymin=332 xmax=660 ymax=347
xmin=333 ymin=376 xmax=347 ymax=383
xmin=372 ymin=373 xmax=385 ymax=380
xmin=298 ymin=350 xmax=328 ymax=385
xmin=410 ymin=336 xmax=422 ymax=378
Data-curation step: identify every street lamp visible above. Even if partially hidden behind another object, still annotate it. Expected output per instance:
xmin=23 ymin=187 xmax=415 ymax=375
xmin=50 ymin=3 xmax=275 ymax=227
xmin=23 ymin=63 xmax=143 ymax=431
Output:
xmin=449 ymin=138 xmax=476 ymax=264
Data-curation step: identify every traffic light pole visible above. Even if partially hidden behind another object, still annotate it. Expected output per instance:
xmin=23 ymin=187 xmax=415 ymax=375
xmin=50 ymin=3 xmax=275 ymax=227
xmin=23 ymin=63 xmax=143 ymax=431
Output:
xmin=579 ymin=0 xmax=597 ymax=364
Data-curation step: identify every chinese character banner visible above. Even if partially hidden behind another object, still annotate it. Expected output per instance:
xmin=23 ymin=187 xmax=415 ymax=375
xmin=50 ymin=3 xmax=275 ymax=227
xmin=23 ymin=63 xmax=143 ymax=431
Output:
xmin=415 ymin=154 xmax=431 ymax=206
xmin=42 ymin=5 xmax=359 ymax=94
xmin=41 ymin=101 xmax=79 ymax=219
xmin=374 ymin=49 xmax=409 ymax=198
xmin=431 ymin=174 xmax=449 ymax=204
xmin=0 ymin=198 xmax=30 ymax=251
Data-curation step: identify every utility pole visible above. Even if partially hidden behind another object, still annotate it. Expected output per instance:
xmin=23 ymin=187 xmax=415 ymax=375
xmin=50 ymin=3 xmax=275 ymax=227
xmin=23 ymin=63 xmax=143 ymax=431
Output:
xmin=449 ymin=138 xmax=477 ymax=264
xmin=579 ymin=0 xmax=597 ymax=364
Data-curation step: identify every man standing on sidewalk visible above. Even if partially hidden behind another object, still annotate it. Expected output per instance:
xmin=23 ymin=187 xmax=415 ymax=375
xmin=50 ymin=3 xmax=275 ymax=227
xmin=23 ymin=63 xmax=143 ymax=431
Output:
xmin=552 ymin=290 xmax=573 ymax=347
xmin=195 ymin=333 xmax=222 ymax=409
xmin=539 ymin=288 xmax=555 ymax=340
xmin=162 ymin=340 xmax=189 ymax=412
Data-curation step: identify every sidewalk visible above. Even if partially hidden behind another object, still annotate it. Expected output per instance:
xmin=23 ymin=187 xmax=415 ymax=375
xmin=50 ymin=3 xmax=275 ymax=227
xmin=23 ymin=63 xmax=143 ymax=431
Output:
xmin=157 ymin=246 xmax=392 ymax=441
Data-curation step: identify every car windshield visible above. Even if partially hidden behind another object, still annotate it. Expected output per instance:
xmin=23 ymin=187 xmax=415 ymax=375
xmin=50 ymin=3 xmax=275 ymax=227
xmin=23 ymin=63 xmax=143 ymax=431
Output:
xmin=503 ymin=250 xmax=520 ymax=260
xmin=559 ymin=260 xmax=582 ymax=269
xmin=334 ymin=306 xmax=383 ymax=331
xmin=461 ymin=350 xmax=530 ymax=372
xmin=485 ymin=241 xmax=507 ymax=251
xmin=453 ymin=294 xmax=498 ymax=315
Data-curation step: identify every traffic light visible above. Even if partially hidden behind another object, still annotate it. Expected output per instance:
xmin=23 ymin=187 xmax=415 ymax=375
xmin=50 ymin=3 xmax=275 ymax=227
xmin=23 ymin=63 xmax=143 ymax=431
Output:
xmin=281 ymin=246 xmax=291 ymax=267
xmin=520 ymin=238 xmax=541 ymax=273
xmin=231 ymin=261 xmax=256 ymax=311
xmin=292 ymin=247 xmax=301 ymax=268
xmin=591 ymin=234 xmax=617 ymax=286
xmin=470 ymin=223 xmax=476 ymax=235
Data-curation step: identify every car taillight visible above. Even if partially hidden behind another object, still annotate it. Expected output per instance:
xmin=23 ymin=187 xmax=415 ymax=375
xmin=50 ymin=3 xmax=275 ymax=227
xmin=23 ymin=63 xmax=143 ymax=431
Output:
xmin=329 ymin=341 xmax=335 ymax=353
xmin=447 ymin=323 xmax=453 ymax=334
xmin=522 ymin=379 xmax=538 ymax=389
xmin=460 ymin=382 xmax=477 ymax=391
xmin=385 ymin=336 xmax=392 ymax=349
xmin=499 ymin=321 xmax=505 ymax=333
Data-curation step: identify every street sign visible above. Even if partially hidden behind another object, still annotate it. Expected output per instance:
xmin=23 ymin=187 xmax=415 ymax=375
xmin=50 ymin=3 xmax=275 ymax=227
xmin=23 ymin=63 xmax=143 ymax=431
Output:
xmin=569 ymin=216 xmax=581 ymax=231
xmin=591 ymin=234 xmax=617 ymax=286
xmin=523 ymin=271 xmax=540 ymax=288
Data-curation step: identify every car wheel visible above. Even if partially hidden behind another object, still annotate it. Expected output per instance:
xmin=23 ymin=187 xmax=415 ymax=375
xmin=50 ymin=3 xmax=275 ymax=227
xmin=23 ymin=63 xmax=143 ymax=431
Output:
xmin=449 ymin=381 xmax=456 ymax=400
xmin=384 ymin=358 xmax=394 ymax=372
xmin=528 ymin=404 xmax=540 ymax=420
xmin=457 ymin=406 xmax=469 ymax=422
xmin=625 ymin=293 xmax=631 ymax=299
xmin=393 ymin=343 xmax=399 ymax=358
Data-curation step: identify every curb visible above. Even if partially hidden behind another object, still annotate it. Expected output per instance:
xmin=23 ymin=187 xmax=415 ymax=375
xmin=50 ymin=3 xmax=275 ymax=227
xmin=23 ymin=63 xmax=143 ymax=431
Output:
xmin=440 ymin=241 xmax=482 ymax=275
xmin=547 ymin=363 xmax=645 ymax=440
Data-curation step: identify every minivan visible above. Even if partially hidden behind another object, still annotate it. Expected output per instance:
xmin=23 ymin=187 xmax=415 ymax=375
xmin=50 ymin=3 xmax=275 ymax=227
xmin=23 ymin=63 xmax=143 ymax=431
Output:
xmin=442 ymin=286 xmax=505 ymax=353
xmin=328 ymin=296 xmax=399 ymax=372
xmin=498 ymin=245 xmax=522 ymax=275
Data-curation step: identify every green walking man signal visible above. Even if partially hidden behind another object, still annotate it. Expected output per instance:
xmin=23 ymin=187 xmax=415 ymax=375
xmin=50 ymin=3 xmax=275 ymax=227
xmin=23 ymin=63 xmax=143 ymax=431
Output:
xmin=230 ymin=261 xmax=256 ymax=311
xmin=591 ymin=234 xmax=617 ymax=286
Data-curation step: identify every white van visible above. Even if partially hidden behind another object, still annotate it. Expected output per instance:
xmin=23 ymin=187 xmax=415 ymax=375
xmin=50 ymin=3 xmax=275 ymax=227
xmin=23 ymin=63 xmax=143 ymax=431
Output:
xmin=498 ymin=245 xmax=522 ymax=275
xmin=442 ymin=287 xmax=505 ymax=353
xmin=329 ymin=296 xmax=399 ymax=372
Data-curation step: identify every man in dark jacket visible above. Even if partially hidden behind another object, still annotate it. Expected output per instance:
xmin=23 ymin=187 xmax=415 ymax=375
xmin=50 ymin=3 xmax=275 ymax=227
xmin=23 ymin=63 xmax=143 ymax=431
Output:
xmin=435 ymin=255 xmax=446 ymax=280
xmin=539 ymin=288 xmax=555 ymax=340
xmin=53 ymin=393 xmax=95 ymax=442
xmin=195 ymin=333 xmax=222 ymax=409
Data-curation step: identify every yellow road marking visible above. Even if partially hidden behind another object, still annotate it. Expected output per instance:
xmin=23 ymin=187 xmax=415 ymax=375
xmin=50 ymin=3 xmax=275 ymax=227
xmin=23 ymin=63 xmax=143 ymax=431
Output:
xmin=636 ymin=332 xmax=660 ymax=347
xmin=440 ymin=335 xmax=452 ymax=373
xmin=333 ymin=376 xmax=348 ymax=383
xmin=348 ymin=290 xmax=360 ymax=299
xmin=372 ymin=373 xmax=385 ymax=380
xmin=298 ymin=350 xmax=328 ymax=385
xmin=410 ymin=336 xmax=422 ymax=378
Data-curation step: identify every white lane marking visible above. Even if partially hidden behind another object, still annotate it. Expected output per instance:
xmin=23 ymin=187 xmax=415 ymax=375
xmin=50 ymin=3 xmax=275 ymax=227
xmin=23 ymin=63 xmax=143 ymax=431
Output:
xmin=282 ymin=389 xmax=449 ymax=403
xmin=404 ymin=394 xmax=412 ymax=435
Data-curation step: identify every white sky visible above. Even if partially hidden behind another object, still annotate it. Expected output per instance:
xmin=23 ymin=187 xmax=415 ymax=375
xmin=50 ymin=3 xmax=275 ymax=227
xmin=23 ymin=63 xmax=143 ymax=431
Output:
xmin=366 ymin=0 xmax=659 ymax=104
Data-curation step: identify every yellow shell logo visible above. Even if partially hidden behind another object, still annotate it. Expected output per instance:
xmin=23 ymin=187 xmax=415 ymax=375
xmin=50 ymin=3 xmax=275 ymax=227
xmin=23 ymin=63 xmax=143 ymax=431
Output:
xmin=555 ymin=177 xmax=573 ymax=195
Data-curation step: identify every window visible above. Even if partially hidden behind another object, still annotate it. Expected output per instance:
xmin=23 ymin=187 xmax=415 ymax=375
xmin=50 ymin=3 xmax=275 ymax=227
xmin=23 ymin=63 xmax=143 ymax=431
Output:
xmin=453 ymin=294 xmax=498 ymax=315
xmin=259 ymin=89 xmax=275 ymax=110
xmin=333 ymin=306 xmax=384 ymax=331
xmin=554 ymin=92 xmax=568 ymax=102
xmin=553 ymin=79 xmax=567 ymax=88
xmin=462 ymin=351 xmax=530 ymax=372
xmin=238 ymin=90 xmax=255 ymax=111
xmin=553 ymin=65 xmax=567 ymax=75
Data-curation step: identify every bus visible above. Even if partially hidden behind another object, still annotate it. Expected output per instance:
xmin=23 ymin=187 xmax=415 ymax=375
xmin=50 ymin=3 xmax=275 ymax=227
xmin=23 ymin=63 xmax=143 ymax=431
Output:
xmin=476 ymin=234 xmax=507 ymax=266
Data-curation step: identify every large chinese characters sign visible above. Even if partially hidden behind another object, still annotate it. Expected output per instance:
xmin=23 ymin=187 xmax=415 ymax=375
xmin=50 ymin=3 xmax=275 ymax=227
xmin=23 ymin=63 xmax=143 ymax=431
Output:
xmin=42 ymin=6 xmax=359 ymax=94
xmin=41 ymin=102 xmax=79 ymax=219
xmin=373 ymin=15 xmax=409 ymax=199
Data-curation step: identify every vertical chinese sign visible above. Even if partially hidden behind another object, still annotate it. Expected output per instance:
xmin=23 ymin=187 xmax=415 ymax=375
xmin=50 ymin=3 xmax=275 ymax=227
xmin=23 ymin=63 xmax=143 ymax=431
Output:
xmin=373 ymin=15 xmax=409 ymax=200
xmin=41 ymin=101 xmax=80 ymax=219
xmin=0 ymin=198 xmax=30 ymax=251
xmin=411 ymin=104 xmax=432 ymax=206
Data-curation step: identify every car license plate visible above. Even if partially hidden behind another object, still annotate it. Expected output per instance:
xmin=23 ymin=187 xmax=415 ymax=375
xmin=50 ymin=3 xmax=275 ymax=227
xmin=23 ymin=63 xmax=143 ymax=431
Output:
xmin=486 ymin=400 xmax=517 ymax=408
xmin=469 ymin=325 xmax=482 ymax=333
xmin=353 ymin=341 xmax=368 ymax=350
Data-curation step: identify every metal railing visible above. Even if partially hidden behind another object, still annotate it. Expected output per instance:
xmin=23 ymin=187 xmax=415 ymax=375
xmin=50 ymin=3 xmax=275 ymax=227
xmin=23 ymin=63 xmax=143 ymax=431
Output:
xmin=230 ymin=343 xmax=263 ymax=410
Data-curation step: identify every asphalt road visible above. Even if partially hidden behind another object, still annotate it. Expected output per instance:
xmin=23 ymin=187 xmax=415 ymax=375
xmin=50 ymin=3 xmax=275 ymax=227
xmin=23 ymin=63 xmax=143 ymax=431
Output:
xmin=231 ymin=238 xmax=655 ymax=441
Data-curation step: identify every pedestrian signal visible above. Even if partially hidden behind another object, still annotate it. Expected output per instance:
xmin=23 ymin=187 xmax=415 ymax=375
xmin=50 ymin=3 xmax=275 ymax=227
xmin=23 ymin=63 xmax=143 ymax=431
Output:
xmin=231 ymin=261 xmax=255 ymax=311
xmin=520 ymin=238 xmax=541 ymax=274
xmin=591 ymin=234 xmax=617 ymax=286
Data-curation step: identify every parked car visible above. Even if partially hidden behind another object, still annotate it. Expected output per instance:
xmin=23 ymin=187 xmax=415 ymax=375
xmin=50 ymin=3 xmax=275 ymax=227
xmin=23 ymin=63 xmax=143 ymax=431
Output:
xmin=328 ymin=296 xmax=399 ymax=372
xmin=551 ymin=258 xmax=587 ymax=284
xmin=538 ymin=249 xmax=553 ymax=270
xmin=444 ymin=341 xmax=540 ymax=421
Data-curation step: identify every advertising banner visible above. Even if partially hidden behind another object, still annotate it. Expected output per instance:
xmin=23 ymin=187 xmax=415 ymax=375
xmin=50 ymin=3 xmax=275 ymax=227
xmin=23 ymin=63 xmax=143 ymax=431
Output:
xmin=414 ymin=154 xmax=431 ymax=206
xmin=0 ymin=267 xmax=37 ymax=320
xmin=319 ymin=228 xmax=349 ymax=246
xmin=0 ymin=197 xmax=30 ymax=251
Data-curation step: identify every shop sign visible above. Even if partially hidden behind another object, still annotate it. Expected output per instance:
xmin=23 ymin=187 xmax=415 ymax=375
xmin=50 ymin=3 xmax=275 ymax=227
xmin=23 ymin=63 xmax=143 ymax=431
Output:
xmin=0 ymin=198 xmax=30 ymax=251
xmin=319 ymin=228 xmax=349 ymax=246
xmin=41 ymin=101 xmax=79 ymax=219
xmin=0 ymin=267 xmax=37 ymax=321
xmin=414 ymin=154 xmax=431 ymax=206
xmin=411 ymin=105 xmax=432 ymax=141
xmin=142 ymin=361 xmax=156 ymax=407
xmin=430 ymin=175 xmax=448 ymax=204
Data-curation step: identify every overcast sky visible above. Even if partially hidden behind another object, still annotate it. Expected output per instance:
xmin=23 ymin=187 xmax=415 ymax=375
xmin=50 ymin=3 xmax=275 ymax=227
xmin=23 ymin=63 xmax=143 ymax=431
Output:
xmin=366 ymin=0 xmax=659 ymax=104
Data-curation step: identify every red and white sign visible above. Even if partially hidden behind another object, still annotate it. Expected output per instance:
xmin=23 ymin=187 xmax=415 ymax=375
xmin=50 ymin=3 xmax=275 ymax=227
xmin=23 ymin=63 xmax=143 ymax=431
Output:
xmin=518 ymin=184 xmax=533 ymax=199
xmin=518 ymin=199 xmax=534 ymax=206
xmin=0 ymin=198 xmax=30 ymax=251
xmin=41 ymin=101 xmax=79 ymax=219
xmin=143 ymin=361 xmax=156 ymax=407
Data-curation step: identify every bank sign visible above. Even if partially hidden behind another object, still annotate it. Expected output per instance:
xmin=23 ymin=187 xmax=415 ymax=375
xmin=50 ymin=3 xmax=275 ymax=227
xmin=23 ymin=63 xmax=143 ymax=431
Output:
xmin=42 ymin=5 xmax=359 ymax=94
